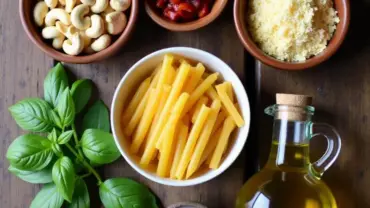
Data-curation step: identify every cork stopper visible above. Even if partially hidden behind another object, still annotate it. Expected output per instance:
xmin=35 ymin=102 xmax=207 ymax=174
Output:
xmin=275 ymin=94 xmax=313 ymax=121
xmin=276 ymin=94 xmax=312 ymax=107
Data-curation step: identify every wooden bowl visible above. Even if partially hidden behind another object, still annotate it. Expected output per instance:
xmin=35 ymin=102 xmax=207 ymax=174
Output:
xmin=145 ymin=0 xmax=227 ymax=31
xmin=20 ymin=0 xmax=139 ymax=64
xmin=234 ymin=0 xmax=350 ymax=70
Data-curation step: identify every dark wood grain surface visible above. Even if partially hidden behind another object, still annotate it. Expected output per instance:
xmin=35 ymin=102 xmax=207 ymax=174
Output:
xmin=1 ymin=0 xmax=369 ymax=207
xmin=0 ymin=1 xmax=250 ymax=208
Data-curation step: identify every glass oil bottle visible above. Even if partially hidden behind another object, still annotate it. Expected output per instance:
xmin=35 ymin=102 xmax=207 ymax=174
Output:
xmin=236 ymin=94 xmax=341 ymax=208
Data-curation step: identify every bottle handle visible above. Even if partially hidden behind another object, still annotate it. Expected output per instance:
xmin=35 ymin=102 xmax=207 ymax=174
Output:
xmin=308 ymin=122 xmax=341 ymax=179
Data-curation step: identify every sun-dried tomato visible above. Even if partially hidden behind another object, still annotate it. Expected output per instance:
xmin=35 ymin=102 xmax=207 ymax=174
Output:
xmin=198 ymin=3 xmax=209 ymax=18
xmin=156 ymin=0 xmax=168 ymax=9
xmin=177 ymin=3 xmax=196 ymax=20
xmin=155 ymin=0 xmax=214 ymax=22
xmin=163 ymin=7 xmax=181 ymax=21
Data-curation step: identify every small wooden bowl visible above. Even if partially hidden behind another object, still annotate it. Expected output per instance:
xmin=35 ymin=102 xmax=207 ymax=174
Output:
xmin=145 ymin=0 xmax=227 ymax=31
xmin=19 ymin=0 xmax=139 ymax=64
xmin=234 ymin=0 xmax=350 ymax=70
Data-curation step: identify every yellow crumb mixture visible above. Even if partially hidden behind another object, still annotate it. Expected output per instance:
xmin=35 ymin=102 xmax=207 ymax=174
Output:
xmin=247 ymin=0 xmax=340 ymax=62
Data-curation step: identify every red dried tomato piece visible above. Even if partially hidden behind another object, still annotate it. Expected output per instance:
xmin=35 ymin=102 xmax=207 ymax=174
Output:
xmin=169 ymin=0 xmax=182 ymax=4
xmin=198 ymin=3 xmax=210 ymax=18
xmin=156 ymin=0 xmax=168 ymax=9
xmin=177 ymin=2 xmax=196 ymax=20
xmin=163 ymin=7 xmax=181 ymax=21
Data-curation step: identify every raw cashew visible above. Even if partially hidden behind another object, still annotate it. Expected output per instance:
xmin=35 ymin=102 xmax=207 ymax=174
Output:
xmin=101 ymin=5 xmax=114 ymax=18
xmin=59 ymin=0 xmax=66 ymax=5
xmin=62 ymin=33 xmax=84 ymax=55
xmin=105 ymin=11 xmax=127 ymax=35
xmin=71 ymin=4 xmax=91 ymax=30
xmin=45 ymin=0 xmax=58 ymax=8
xmin=81 ymin=0 xmax=96 ymax=5
xmin=56 ymin=21 xmax=78 ymax=39
xmin=33 ymin=1 xmax=49 ymax=26
xmin=42 ymin=26 xmax=65 ymax=49
xmin=65 ymin=0 xmax=77 ymax=13
xmin=110 ymin=0 xmax=130 ymax=12
xmin=91 ymin=34 xmax=111 ymax=51
xmin=80 ymin=31 xmax=92 ymax=49
xmin=85 ymin=15 xmax=104 ymax=38
xmin=91 ymin=0 xmax=108 ymax=13
xmin=45 ymin=9 xmax=71 ymax=26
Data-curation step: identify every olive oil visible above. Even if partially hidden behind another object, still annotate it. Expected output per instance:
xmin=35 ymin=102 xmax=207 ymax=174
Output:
xmin=236 ymin=141 xmax=337 ymax=208
xmin=236 ymin=94 xmax=341 ymax=208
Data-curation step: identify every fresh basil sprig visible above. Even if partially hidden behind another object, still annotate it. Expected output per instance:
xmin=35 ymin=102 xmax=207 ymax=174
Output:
xmin=6 ymin=134 xmax=54 ymax=171
xmin=71 ymin=79 xmax=92 ymax=114
xmin=30 ymin=183 xmax=64 ymax=208
xmin=81 ymin=129 xmax=120 ymax=165
xmin=6 ymin=63 xmax=158 ymax=208
xmin=82 ymin=100 xmax=110 ymax=132
xmin=99 ymin=178 xmax=159 ymax=208
xmin=44 ymin=63 xmax=68 ymax=107
xmin=9 ymin=98 xmax=54 ymax=132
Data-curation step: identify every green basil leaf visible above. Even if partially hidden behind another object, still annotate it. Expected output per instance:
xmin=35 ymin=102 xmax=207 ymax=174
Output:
xmin=56 ymin=88 xmax=75 ymax=128
xmin=52 ymin=156 xmax=76 ymax=202
xmin=99 ymin=178 xmax=158 ymax=208
xmin=8 ymin=98 xmax=54 ymax=132
xmin=50 ymin=109 xmax=63 ymax=129
xmin=44 ymin=63 xmax=69 ymax=107
xmin=80 ymin=129 xmax=120 ymax=165
xmin=30 ymin=183 xmax=64 ymax=208
xmin=6 ymin=134 xmax=54 ymax=171
xmin=57 ymin=130 xmax=74 ymax=144
xmin=48 ymin=128 xmax=59 ymax=142
xmin=51 ymin=143 xmax=63 ymax=157
xmin=71 ymin=79 xmax=92 ymax=114
xmin=8 ymin=165 xmax=52 ymax=184
xmin=67 ymin=178 xmax=90 ymax=208
xmin=82 ymin=100 xmax=110 ymax=132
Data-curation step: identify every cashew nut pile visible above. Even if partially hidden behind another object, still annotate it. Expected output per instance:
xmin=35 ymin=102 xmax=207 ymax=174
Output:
xmin=33 ymin=0 xmax=131 ymax=56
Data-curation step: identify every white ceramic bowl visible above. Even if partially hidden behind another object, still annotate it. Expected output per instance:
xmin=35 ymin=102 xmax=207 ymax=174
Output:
xmin=111 ymin=47 xmax=251 ymax=186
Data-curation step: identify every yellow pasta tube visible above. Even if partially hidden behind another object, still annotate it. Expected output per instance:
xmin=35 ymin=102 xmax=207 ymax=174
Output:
xmin=122 ymin=77 xmax=151 ymax=122
xmin=191 ymin=96 xmax=209 ymax=123
xmin=186 ymin=100 xmax=221 ymax=178
xmin=175 ymin=105 xmax=211 ymax=179
xmin=183 ymin=63 xmax=205 ymax=93
xmin=147 ymin=85 xmax=171 ymax=140
xmin=182 ymin=73 xmax=219 ymax=116
xmin=212 ymin=110 xmax=227 ymax=134
xmin=182 ymin=114 xmax=190 ymax=127
xmin=123 ymin=68 xmax=161 ymax=136
xmin=216 ymin=84 xmax=244 ymax=127
xmin=205 ymin=86 xmax=219 ymax=100
xmin=225 ymin=82 xmax=234 ymax=102
xmin=140 ymin=63 xmax=191 ymax=166
xmin=157 ymin=93 xmax=190 ymax=177
xmin=167 ymin=66 xmax=176 ymax=85
xmin=201 ymin=128 xmax=222 ymax=165
xmin=170 ymin=122 xmax=189 ymax=179
xmin=209 ymin=116 xmax=236 ymax=169
xmin=130 ymin=88 xmax=162 ymax=154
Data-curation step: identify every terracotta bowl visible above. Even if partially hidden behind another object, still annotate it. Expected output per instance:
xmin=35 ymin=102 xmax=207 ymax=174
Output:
xmin=145 ymin=0 xmax=228 ymax=31
xmin=234 ymin=0 xmax=350 ymax=70
xmin=20 ymin=0 xmax=139 ymax=64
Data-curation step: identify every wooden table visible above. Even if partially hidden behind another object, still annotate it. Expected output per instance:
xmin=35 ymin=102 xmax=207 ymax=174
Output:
xmin=0 ymin=0 xmax=368 ymax=207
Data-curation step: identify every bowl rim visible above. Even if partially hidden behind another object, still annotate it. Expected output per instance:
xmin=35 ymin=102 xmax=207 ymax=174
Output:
xmin=19 ymin=0 xmax=139 ymax=64
xmin=111 ymin=47 xmax=251 ymax=186
xmin=144 ymin=0 xmax=228 ymax=31
xmin=233 ymin=0 xmax=351 ymax=70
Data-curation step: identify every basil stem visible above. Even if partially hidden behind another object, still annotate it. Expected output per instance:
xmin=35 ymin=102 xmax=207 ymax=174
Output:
xmin=72 ymin=123 xmax=84 ymax=158
xmin=65 ymin=143 xmax=102 ymax=185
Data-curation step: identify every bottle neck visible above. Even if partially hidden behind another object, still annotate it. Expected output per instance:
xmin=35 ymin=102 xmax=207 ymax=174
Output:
xmin=266 ymin=119 xmax=311 ymax=171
